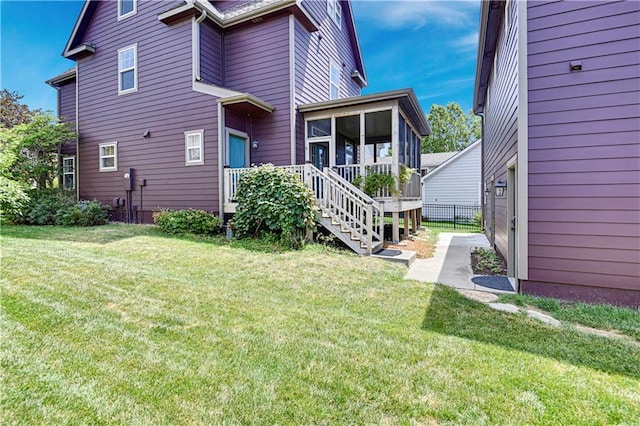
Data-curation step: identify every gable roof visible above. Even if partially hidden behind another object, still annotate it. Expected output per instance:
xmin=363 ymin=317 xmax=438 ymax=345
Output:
xmin=473 ymin=0 xmax=506 ymax=114
xmin=422 ymin=139 xmax=481 ymax=182
xmin=421 ymin=151 xmax=457 ymax=169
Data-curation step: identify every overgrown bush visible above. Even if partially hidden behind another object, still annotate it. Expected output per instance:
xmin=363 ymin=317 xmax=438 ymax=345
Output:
xmin=153 ymin=209 xmax=222 ymax=235
xmin=233 ymin=164 xmax=316 ymax=249
xmin=56 ymin=200 xmax=111 ymax=226
xmin=0 ymin=176 xmax=29 ymax=218
xmin=4 ymin=189 xmax=111 ymax=226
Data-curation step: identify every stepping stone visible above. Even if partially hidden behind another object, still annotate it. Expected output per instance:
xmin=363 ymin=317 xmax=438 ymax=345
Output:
xmin=487 ymin=303 xmax=520 ymax=314
xmin=527 ymin=310 xmax=561 ymax=327
xmin=458 ymin=289 xmax=499 ymax=303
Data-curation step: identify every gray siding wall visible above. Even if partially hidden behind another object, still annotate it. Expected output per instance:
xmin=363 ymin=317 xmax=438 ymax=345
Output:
xmin=525 ymin=0 xmax=640 ymax=294
xmin=224 ymin=15 xmax=291 ymax=165
xmin=77 ymin=0 xmax=220 ymax=218
xmin=200 ymin=21 xmax=223 ymax=86
xmin=482 ymin=0 xmax=519 ymax=256
xmin=423 ymin=142 xmax=482 ymax=206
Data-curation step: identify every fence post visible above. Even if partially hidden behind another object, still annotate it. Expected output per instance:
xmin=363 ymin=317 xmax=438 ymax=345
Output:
xmin=453 ymin=204 xmax=457 ymax=230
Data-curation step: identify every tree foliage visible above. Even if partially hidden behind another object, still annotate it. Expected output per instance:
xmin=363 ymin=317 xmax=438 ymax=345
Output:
xmin=422 ymin=102 xmax=481 ymax=153
xmin=1 ymin=89 xmax=39 ymax=129
xmin=1 ymin=112 xmax=76 ymax=189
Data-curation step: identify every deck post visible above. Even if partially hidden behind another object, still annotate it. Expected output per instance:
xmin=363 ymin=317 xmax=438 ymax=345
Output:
xmin=403 ymin=210 xmax=410 ymax=238
xmin=366 ymin=201 xmax=373 ymax=255
xmin=392 ymin=212 xmax=400 ymax=243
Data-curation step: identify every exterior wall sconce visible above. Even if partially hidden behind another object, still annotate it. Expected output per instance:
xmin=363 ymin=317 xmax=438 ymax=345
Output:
xmin=570 ymin=60 xmax=582 ymax=72
xmin=495 ymin=181 xmax=507 ymax=197
xmin=251 ymin=140 xmax=259 ymax=150
xmin=142 ymin=130 xmax=151 ymax=138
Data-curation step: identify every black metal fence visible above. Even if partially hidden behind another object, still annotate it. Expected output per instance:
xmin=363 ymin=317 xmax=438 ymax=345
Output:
xmin=422 ymin=204 xmax=482 ymax=231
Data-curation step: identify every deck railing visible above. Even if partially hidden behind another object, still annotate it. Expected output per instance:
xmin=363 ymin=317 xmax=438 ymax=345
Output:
xmin=333 ymin=164 xmax=421 ymax=199
xmin=223 ymin=164 xmax=384 ymax=254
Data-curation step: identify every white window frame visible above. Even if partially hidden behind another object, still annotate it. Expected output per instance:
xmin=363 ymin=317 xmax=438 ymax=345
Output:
xmin=327 ymin=0 xmax=342 ymax=27
xmin=118 ymin=44 xmax=138 ymax=95
xmin=118 ymin=0 xmax=137 ymax=20
xmin=185 ymin=129 xmax=205 ymax=166
xmin=99 ymin=142 xmax=118 ymax=172
xmin=62 ymin=156 xmax=75 ymax=189
xmin=329 ymin=62 xmax=341 ymax=100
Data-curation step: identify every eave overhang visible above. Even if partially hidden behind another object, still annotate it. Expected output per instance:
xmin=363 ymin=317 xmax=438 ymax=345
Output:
xmin=62 ymin=0 xmax=98 ymax=59
xmin=159 ymin=0 xmax=319 ymax=32
xmin=217 ymin=93 xmax=275 ymax=118
xmin=63 ymin=43 xmax=96 ymax=60
xmin=473 ymin=0 xmax=506 ymax=114
xmin=299 ymin=89 xmax=431 ymax=136
xmin=46 ymin=68 xmax=77 ymax=88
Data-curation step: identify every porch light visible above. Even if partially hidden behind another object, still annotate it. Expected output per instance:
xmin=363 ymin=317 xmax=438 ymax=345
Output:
xmin=252 ymin=140 xmax=259 ymax=150
xmin=495 ymin=181 xmax=507 ymax=197
xmin=569 ymin=60 xmax=582 ymax=72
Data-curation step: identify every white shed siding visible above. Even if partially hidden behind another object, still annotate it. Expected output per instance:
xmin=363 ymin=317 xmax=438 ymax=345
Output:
xmin=422 ymin=141 xmax=482 ymax=206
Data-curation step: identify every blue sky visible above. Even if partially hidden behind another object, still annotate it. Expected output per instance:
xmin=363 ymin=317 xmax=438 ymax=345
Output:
xmin=0 ymin=0 xmax=480 ymax=115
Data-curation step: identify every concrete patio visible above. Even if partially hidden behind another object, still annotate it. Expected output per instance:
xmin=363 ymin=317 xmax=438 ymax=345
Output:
xmin=405 ymin=232 xmax=516 ymax=294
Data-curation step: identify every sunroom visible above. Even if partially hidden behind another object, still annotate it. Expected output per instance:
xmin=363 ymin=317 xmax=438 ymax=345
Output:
xmin=299 ymin=89 xmax=431 ymax=241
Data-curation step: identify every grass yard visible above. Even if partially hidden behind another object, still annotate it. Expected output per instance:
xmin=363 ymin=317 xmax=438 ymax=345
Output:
xmin=2 ymin=225 xmax=639 ymax=424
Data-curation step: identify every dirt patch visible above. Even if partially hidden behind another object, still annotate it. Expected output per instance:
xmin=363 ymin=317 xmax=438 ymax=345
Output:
xmin=384 ymin=230 xmax=435 ymax=259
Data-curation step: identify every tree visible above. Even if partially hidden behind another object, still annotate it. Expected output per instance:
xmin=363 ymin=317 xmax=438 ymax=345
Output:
xmin=422 ymin=102 xmax=481 ymax=153
xmin=1 ymin=112 xmax=76 ymax=189
xmin=0 ymin=89 xmax=39 ymax=129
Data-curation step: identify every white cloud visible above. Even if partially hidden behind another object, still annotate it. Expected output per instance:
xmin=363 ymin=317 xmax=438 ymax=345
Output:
xmin=352 ymin=0 xmax=479 ymax=30
xmin=453 ymin=31 xmax=479 ymax=50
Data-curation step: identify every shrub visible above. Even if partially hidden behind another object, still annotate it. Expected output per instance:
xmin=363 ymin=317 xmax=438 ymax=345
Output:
xmin=352 ymin=172 xmax=396 ymax=197
xmin=56 ymin=200 xmax=111 ymax=226
xmin=471 ymin=210 xmax=482 ymax=228
xmin=153 ymin=209 xmax=222 ymax=235
xmin=233 ymin=164 xmax=316 ymax=249
xmin=0 ymin=176 xmax=29 ymax=219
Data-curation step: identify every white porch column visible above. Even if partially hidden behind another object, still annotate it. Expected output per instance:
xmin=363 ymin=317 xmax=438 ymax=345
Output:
xmin=329 ymin=115 xmax=336 ymax=168
xmin=359 ymin=111 xmax=365 ymax=176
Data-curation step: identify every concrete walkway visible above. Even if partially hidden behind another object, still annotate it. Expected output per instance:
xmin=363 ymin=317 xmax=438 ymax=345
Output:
xmin=405 ymin=232 xmax=515 ymax=293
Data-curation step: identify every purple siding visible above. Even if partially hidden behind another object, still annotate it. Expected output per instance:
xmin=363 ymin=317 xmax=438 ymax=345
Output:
xmin=58 ymin=79 xmax=77 ymax=155
xmin=482 ymin=0 xmax=519 ymax=256
xmin=295 ymin=0 xmax=363 ymax=163
xmin=200 ymin=21 xmax=223 ymax=86
xmin=77 ymin=0 xmax=220 ymax=219
xmin=224 ymin=15 xmax=291 ymax=165
xmin=526 ymin=0 xmax=640 ymax=300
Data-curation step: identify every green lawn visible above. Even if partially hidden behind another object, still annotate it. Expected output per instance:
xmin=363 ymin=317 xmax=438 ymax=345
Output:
xmin=2 ymin=225 xmax=639 ymax=424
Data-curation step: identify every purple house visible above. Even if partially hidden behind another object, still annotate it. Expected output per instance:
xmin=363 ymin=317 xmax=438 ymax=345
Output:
xmin=474 ymin=0 xmax=640 ymax=306
xmin=47 ymin=0 xmax=430 ymax=254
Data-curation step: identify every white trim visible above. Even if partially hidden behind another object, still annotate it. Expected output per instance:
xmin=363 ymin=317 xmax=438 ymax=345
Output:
xmin=193 ymin=81 xmax=242 ymax=98
xmin=62 ymin=156 xmax=75 ymax=189
xmin=75 ymin=64 xmax=79 ymax=199
xmin=118 ymin=44 xmax=138 ymax=95
xmin=391 ymin=102 xmax=399 ymax=190
xmin=218 ymin=102 xmax=225 ymax=216
xmin=329 ymin=61 xmax=340 ymax=100
xmin=185 ymin=129 xmax=205 ymax=165
xmin=99 ymin=142 xmax=118 ymax=172
xmin=289 ymin=14 xmax=296 ymax=164
xmin=225 ymin=128 xmax=250 ymax=168
xmin=516 ymin=0 xmax=529 ymax=281
xmin=117 ymin=0 xmax=137 ymax=21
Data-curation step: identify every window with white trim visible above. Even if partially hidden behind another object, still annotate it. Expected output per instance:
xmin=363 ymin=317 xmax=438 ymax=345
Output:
xmin=118 ymin=0 xmax=137 ymax=20
xmin=99 ymin=142 xmax=118 ymax=172
xmin=329 ymin=62 xmax=340 ymax=100
xmin=327 ymin=0 xmax=342 ymax=27
xmin=118 ymin=44 xmax=137 ymax=94
xmin=62 ymin=156 xmax=75 ymax=189
xmin=185 ymin=130 xmax=204 ymax=165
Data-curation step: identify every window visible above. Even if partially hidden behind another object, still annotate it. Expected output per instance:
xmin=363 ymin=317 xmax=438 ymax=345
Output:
xmin=327 ymin=0 xmax=342 ymax=26
xmin=99 ymin=142 xmax=118 ymax=172
xmin=118 ymin=44 xmax=137 ymax=94
xmin=185 ymin=130 xmax=204 ymax=165
xmin=307 ymin=119 xmax=331 ymax=138
xmin=345 ymin=142 xmax=354 ymax=165
xmin=330 ymin=62 xmax=340 ymax=100
xmin=118 ymin=0 xmax=137 ymax=20
xmin=62 ymin=156 xmax=75 ymax=189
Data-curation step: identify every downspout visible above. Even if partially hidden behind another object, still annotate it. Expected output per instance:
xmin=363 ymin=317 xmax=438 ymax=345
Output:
xmin=193 ymin=10 xmax=207 ymax=81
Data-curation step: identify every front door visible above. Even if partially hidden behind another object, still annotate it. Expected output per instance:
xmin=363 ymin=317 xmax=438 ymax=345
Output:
xmin=228 ymin=133 xmax=248 ymax=168
xmin=310 ymin=142 xmax=329 ymax=170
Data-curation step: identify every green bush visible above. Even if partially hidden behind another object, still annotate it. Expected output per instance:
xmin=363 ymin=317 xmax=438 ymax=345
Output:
xmin=0 ymin=176 xmax=29 ymax=219
xmin=56 ymin=200 xmax=111 ymax=226
xmin=352 ymin=172 xmax=396 ymax=197
xmin=471 ymin=210 xmax=482 ymax=228
xmin=233 ymin=164 xmax=316 ymax=249
xmin=4 ymin=189 xmax=111 ymax=226
xmin=153 ymin=209 xmax=222 ymax=235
